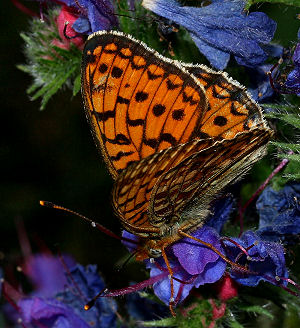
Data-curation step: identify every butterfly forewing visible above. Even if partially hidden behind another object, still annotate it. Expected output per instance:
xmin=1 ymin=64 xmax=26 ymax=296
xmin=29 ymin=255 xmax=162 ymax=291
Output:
xmin=82 ymin=31 xmax=208 ymax=178
xmin=183 ymin=64 xmax=268 ymax=139
xmin=82 ymin=31 xmax=268 ymax=179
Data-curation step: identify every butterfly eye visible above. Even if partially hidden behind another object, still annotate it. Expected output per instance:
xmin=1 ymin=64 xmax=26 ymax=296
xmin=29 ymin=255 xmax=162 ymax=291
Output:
xmin=149 ymin=248 xmax=162 ymax=258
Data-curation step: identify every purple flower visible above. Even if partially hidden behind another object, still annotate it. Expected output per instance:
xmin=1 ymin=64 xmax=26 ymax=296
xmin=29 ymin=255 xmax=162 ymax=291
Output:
xmin=122 ymin=197 xmax=234 ymax=305
xmin=248 ymin=64 xmax=276 ymax=103
xmin=284 ymin=39 xmax=300 ymax=96
xmin=39 ymin=0 xmax=118 ymax=34
xmin=224 ymin=231 xmax=288 ymax=287
xmin=18 ymin=297 xmax=91 ymax=328
xmin=142 ymin=0 xmax=276 ymax=70
xmin=4 ymin=255 xmax=117 ymax=328
xmin=206 ymin=195 xmax=234 ymax=233
xmin=256 ymin=183 xmax=300 ymax=242
xmin=23 ymin=254 xmax=76 ymax=298
xmin=147 ymin=226 xmax=227 ymax=305
xmin=57 ymin=264 xmax=118 ymax=328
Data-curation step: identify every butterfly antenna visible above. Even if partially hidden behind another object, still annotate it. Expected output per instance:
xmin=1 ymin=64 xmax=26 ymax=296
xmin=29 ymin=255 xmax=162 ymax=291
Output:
xmin=84 ymin=287 xmax=108 ymax=311
xmin=117 ymin=250 xmax=138 ymax=272
xmin=39 ymin=201 xmax=139 ymax=245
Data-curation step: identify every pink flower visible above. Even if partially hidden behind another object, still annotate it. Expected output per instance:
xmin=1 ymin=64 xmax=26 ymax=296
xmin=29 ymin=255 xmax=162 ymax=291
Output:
xmin=215 ymin=274 xmax=238 ymax=301
xmin=52 ymin=7 xmax=84 ymax=50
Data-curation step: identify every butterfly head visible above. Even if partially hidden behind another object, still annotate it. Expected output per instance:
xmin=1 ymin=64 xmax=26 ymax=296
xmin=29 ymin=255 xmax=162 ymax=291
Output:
xmin=134 ymin=238 xmax=165 ymax=261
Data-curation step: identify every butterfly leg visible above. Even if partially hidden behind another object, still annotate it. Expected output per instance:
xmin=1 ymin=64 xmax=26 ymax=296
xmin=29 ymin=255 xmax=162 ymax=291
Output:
xmin=161 ymin=246 xmax=176 ymax=317
xmin=178 ymin=230 xmax=250 ymax=273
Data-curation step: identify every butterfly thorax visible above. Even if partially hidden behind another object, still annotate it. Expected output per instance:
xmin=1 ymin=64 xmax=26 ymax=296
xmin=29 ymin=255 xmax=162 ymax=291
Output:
xmin=134 ymin=216 xmax=205 ymax=261
xmin=135 ymin=236 xmax=175 ymax=261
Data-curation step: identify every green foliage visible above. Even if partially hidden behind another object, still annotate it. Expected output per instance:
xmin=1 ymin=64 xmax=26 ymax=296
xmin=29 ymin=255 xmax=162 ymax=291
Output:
xmin=141 ymin=298 xmax=226 ymax=328
xmin=239 ymin=305 xmax=274 ymax=319
xmin=245 ymin=0 xmax=300 ymax=9
xmin=18 ymin=9 xmax=82 ymax=110
xmin=262 ymin=104 xmax=300 ymax=182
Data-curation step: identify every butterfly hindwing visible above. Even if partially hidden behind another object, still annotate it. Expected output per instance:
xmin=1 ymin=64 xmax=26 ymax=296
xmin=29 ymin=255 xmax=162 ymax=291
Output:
xmin=148 ymin=128 xmax=272 ymax=230
xmin=112 ymin=128 xmax=272 ymax=236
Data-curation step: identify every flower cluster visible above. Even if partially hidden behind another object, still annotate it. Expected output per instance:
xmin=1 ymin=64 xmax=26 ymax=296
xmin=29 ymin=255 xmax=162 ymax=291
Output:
xmin=142 ymin=0 xmax=277 ymax=69
xmin=123 ymin=193 xmax=292 ymax=307
xmin=43 ymin=0 xmax=119 ymax=35
xmin=283 ymin=31 xmax=300 ymax=96
xmin=2 ymin=254 xmax=117 ymax=327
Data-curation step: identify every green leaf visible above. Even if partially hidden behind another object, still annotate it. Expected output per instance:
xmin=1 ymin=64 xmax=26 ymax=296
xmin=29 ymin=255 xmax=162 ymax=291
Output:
xmin=245 ymin=0 xmax=300 ymax=9
xmin=18 ymin=8 xmax=82 ymax=110
xmin=73 ymin=74 xmax=81 ymax=96
xmin=277 ymin=153 xmax=300 ymax=162
xmin=272 ymin=142 xmax=300 ymax=152
xmin=240 ymin=305 xmax=274 ymax=319
xmin=141 ymin=317 xmax=177 ymax=327
xmin=228 ymin=318 xmax=244 ymax=328
xmin=16 ymin=64 xmax=31 ymax=73
xmin=265 ymin=113 xmax=300 ymax=129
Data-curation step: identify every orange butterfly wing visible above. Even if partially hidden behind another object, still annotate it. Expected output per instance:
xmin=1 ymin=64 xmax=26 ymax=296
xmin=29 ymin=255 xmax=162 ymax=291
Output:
xmin=112 ymin=128 xmax=272 ymax=239
xmin=81 ymin=31 xmax=268 ymax=179
xmin=81 ymin=31 xmax=273 ymax=259
xmin=82 ymin=31 xmax=207 ymax=178
xmin=183 ymin=64 xmax=267 ymax=138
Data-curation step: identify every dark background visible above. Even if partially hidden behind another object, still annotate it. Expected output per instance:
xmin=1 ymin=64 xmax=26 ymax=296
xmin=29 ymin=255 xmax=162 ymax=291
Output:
xmin=1 ymin=0 xmax=300 ymax=314
xmin=1 ymin=0 xmax=145 ymax=289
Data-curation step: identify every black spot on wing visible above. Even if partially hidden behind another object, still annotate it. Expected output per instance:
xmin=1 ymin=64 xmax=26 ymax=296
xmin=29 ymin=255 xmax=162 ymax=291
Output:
xmin=99 ymin=63 xmax=108 ymax=73
xmin=160 ymin=133 xmax=177 ymax=146
xmin=127 ymin=117 xmax=145 ymax=126
xmin=214 ymin=116 xmax=227 ymax=126
xmin=135 ymin=91 xmax=149 ymax=102
xmin=117 ymin=96 xmax=130 ymax=104
xmin=92 ymin=109 xmax=115 ymax=122
xmin=172 ymin=109 xmax=185 ymax=121
xmin=153 ymin=104 xmax=166 ymax=117
xmin=230 ymin=102 xmax=246 ymax=116
xmin=111 ymin=151 xmax=135 ymax=162
xmin=182 ymin=91 xmax=198 ymax=106
xmin=111 ymin=66 xmax=123 ymax=78
xmin=166 ymin=79 xmax=181 ymax=90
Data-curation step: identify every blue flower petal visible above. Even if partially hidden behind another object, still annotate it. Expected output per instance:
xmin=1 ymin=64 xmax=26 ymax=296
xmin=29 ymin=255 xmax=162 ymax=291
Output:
xmin=24 ymin=254 xmax=76 ymax=298
xmin=18 ymin=297 xmax=90 ymax=328
xmin=256 ymin=183 xmax=300 ymax=242
xmin=122 ymin=230 xmax=140 ymax=253
xmin=142 ymin=0 xmax=276 ymax=69
xmin=147 ymin=257 xmax=194 ymax=305
xmin=72 ymin=17 xmax=91 ymax=33
xmin=206 ymin=196 xmax=234 ymax=233
xmin=247 ymin=64 xmax=275 ymax=102
xmin=224 ymin=231 xmax=288 ymax=286
xmin=172 ymin=226 xmax=226 ymax=276
xmin=190 ymin=33 xmax=230 ymax=70
xmin=60 ymin=264 xmax=118 ymax=328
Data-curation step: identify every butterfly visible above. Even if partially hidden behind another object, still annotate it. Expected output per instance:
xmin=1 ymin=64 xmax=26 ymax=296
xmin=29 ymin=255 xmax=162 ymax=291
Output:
xmin=81 ymin=30 xmax=273 ymax=308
